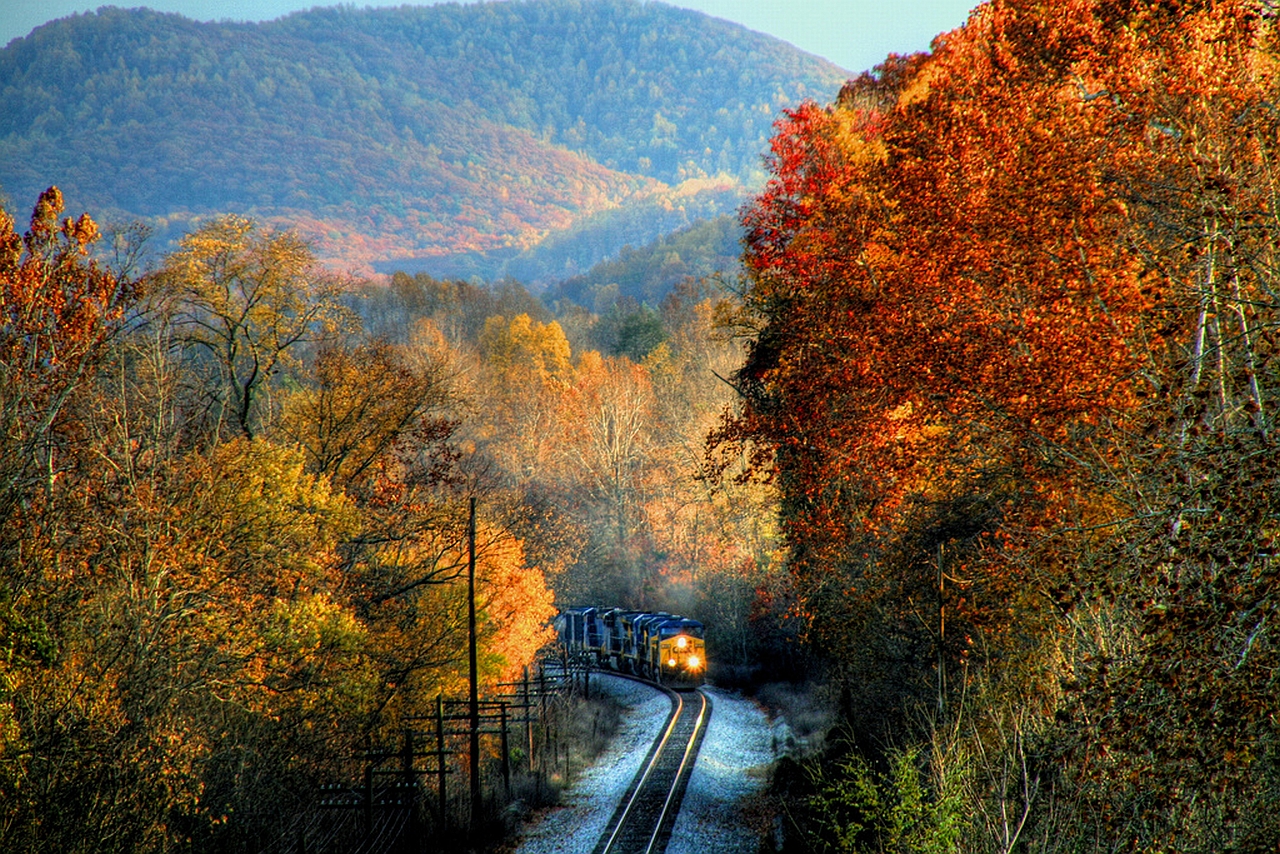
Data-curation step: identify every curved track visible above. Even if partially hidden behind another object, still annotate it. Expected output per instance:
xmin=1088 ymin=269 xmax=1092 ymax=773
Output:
xmin=593 ymin=681 xmax=711 ymax=854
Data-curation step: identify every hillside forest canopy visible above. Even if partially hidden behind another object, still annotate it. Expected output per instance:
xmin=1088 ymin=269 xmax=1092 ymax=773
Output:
xmin=0 ymin=0 xmax=846 ymax=279
xmin=4 ymin=0 xmax=1280 ymax=853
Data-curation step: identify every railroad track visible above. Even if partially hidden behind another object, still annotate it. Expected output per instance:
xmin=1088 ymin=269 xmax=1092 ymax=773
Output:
xmin=593 ymin=682 xmax=711 ymax=854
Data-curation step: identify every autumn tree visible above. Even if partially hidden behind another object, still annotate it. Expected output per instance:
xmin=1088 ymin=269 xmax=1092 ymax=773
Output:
xmin=278 ymin=337 xmax=458 ymax=493
xmin=591 ymin=358 xmax=653 ymax=532
xmin=0 ymin=188 xmax=146 ymax=849
xmin=717 ymin=0 xmax=1280 ymax=849
xmin=269 ymin=317 xmax=555 ymax=736
xmin=356 ymin=505 xmax=556 ymax=727
xmin=1034 ymin=2 xmax=1280 ymax=847
xmin=622 ymin=280 xmax=786 ymax=663
xmin=561 ymin=352 xmax=660 ymax=572
xmin=155 ymin=215 xmax=354 ymax=440
xmin=470 ymin=313 xmax=573 ymax=483
xmin=2 ymin=420 xmax=373 ymax=851
xmin=719 ymin=9 xmax=1147 ymax=716
xmin=0 ymin=186 xmax=136 ymax=519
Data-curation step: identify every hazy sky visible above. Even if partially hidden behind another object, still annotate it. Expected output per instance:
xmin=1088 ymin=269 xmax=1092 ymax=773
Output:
xmin=2 ymin=0 xmax=979 ymax=75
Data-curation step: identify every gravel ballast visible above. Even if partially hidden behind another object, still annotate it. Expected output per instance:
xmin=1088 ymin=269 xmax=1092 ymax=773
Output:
xmin=514 ymin=675 xmax=775 ymax=854
xmin=666 ymin=685 xmax=775 ymax=854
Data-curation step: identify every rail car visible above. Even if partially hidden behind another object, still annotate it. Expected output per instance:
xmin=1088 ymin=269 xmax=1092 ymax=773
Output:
xmin=556 ymin=606 xmax=705 ymax=688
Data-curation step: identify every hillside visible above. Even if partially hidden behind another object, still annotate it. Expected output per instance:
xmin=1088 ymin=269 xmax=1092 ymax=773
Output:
xmin=0 ymin=1 xmax=848 ymax=276
xmin=547 ymin=212 xmax=743 ymax=309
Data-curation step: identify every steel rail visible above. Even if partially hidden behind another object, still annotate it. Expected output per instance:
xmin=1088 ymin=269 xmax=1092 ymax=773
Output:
xmin=595 ymin=677 xmax=710 ymax=854
xmin=596 ymin=688 xmax=684 ymax=854
xmin=643 ymin=690 xmax=708 ymax=854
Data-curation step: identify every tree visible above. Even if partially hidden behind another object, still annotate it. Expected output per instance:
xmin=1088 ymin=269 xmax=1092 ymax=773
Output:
xmin=278 ymin=338 xmax=458 ymax=493
xmin=716 ymin=0 xmax=1280 ymax=848
xmin=155 ymin=215 xmax=354 ymax=440
xmin=719 ymin=11 xmax=1148 ymax=704
xmin=0 ymin=186 xmax=135 ymax=519
xmin=593 ymin=299 xmax=668 ymax=361
xmin=0 ymin=188 xmax=144 ymax=850
xmin=474 ymin=313 xmax=574 ymax=484
xmin=0 ymin=429 xmax=373 ymax=853
xmin=560 ymin=351 xmax=660 ymax=595
xmin=1043 ymin=3 xmax=1280 ymax=846
xmin=359 ymin=511 xmax=556 ymax=726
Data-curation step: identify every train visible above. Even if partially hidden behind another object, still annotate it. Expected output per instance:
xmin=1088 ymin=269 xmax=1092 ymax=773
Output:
xmin=555 ymin=606 xmax=706 ymax=688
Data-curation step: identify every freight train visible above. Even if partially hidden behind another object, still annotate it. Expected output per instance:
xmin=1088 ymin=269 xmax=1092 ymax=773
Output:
xmin=555 ymin=607 xmax=706 ymax=688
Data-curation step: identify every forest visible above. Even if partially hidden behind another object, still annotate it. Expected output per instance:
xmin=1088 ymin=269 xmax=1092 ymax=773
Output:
xmin=4 ymin=0 xmax=1280 ymax=852
xmin=0 ymin=187 xmax=776 ymax=852
xmin=714 ymin=0 xmax=1280 ymax=850
xmin=0 ymin=0 xmax=846 ymax=276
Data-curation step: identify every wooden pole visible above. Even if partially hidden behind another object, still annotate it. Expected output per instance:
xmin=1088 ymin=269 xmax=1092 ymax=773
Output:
xmin=468 ymin=497 xmax=481 ymax=824
xmin=937 ymin=542 xmax=946 ymax=717
xmin=402 ymin=728 xmax=414 ymax=784
xmin=500 ymin=701 xmax=511 ymax=796
xmin=364 ymin=764 xmax=373 ymax=839
xmin=523 ymin=666 xmax=533 ymax=771
xmin=436 ymin=693 xmax=446 ymax=823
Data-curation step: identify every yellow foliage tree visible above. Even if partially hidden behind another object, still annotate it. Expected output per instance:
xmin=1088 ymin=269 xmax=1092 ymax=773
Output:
xmin=155 ymin=216 xmax=355 ymax=440
xmin=278 ymin=339 xmax=457 ymax=492
xmin=360 ymin=507 xmax=555 ymax=727
xmin=474 ymin=313 xmax=574 ymax=482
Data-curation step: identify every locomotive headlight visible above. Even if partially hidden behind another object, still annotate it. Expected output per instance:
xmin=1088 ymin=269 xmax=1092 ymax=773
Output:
xmin=687 ymin=655 xmax=701 ymax=670
xmin=668 ymin=658 xmax=677 ymax=667
xmin=676 ymin=636 xmax=688 ymax=650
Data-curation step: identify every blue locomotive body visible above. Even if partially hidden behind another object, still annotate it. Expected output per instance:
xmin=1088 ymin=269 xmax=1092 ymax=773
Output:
xmin=556 ymin=606 xmax=705 ymax=688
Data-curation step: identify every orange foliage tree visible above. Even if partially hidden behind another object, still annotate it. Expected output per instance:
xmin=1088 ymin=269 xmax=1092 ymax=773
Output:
xmin=0 ymin=187 xmax=144 ymax=850
xmin=0 ymin=187 xmax=136 ymax=518
xmin=718 ymin=0 xmax=1280 ymax=847
xmin=718 ymin=3 xmax=1150 ymax=711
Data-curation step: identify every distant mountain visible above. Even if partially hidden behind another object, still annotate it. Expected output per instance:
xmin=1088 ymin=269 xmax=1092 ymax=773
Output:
xmin=380 ymin=178 xmax=744 ymax=284
xmin=0 ymin=1 xmax=848 ymax=278
xmin=547 ymin=212 xmax=743 ymax=309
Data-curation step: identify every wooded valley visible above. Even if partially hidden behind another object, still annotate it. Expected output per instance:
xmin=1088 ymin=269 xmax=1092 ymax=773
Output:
xmin=4 ymin=0 xmax=1280 ymax=852
xmin=0 ymin=185 xmax=778 ymax=852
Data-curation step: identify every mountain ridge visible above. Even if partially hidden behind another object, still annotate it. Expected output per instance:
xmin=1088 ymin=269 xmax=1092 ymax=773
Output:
xmin=0 ymin=1 xmax=849 ymax=278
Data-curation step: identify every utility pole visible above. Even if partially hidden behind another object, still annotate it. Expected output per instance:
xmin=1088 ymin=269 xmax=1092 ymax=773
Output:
xmin=437 ymin=693 xmax=446 ymax=823
xmin=468 ymin=496 xmax=481 ymax=825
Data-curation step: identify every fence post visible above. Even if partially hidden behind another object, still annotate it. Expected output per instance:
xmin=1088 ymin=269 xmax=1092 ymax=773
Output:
xmin=364 ymin=763 xmax=374 ymax=839
xmin=402 ymin=727 xmax=418 ymax=842
xmin=500 ymin=701 xmax=511 ymax=796
xmin=402 ymin=728 xmax=414 ymax=784
xmin=539 ymin=665 xmax=547 ymax=721
xmin=523 ymin=666 xmax=533 ymax=771
xmin=539 ymin=664 xmax=549 ymax=779
xmin=437 ymin=693 xmax=447 ymax=824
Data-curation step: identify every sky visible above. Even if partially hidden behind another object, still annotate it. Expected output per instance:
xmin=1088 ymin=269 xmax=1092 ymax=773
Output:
xmin=1 ymin=0 xmax=979 ymax=75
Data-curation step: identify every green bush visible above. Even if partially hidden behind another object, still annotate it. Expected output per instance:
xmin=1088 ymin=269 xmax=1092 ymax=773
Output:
xmin=801 ymin=745 xmax=964 ymax=854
